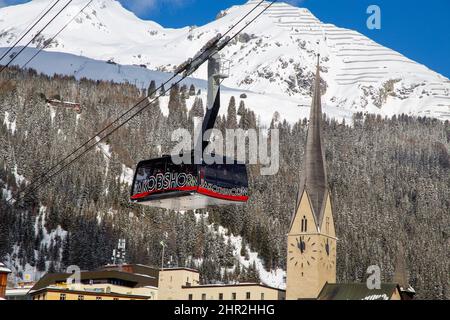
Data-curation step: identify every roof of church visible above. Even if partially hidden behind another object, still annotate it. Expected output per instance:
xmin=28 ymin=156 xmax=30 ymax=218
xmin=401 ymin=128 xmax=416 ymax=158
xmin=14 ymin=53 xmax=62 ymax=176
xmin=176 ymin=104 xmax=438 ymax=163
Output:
xmin=317 ymin=283 xmax=400 ymax=300
xmin=291 ymin=56 xmax=328 ymax=228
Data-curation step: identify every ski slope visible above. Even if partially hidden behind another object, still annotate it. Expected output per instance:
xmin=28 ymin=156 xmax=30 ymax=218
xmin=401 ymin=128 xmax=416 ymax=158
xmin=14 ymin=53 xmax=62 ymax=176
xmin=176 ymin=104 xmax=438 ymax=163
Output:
xmin=0 ymin=0 xmax=448 ymax=122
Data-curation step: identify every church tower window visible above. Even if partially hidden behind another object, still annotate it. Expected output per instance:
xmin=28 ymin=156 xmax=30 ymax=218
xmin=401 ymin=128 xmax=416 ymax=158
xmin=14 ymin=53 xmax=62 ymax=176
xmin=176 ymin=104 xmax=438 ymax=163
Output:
xmin=301 ymin=216 xmax=307 ymax=232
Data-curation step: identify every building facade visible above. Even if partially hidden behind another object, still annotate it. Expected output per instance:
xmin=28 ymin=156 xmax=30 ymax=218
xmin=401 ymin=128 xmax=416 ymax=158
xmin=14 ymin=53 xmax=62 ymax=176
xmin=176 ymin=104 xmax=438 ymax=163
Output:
xmin=28 ymin=267 xmax=158 ymax=300
xmin=0 ymin=262 xmax=11 ymax=299
xmin=27 ymin=265 xmax=284 ymax=301
xmin=181 ymin=283 xmax=285 ymax=301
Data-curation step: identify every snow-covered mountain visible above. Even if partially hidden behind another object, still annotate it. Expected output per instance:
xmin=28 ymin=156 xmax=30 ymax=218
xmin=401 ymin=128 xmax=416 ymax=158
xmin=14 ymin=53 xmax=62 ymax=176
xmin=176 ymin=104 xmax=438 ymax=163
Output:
xmin=1 ymin=0 xmax=449 ymax=121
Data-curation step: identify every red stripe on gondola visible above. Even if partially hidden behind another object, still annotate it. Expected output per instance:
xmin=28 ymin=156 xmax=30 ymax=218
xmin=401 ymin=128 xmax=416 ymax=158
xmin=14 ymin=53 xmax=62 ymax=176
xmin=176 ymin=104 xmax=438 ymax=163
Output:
xmin=197 ymin=187 xmax=249 ymax=202
xmin=131 ymin=186 xmax=198 ymax=200
xmin=131 ymin=186 xmax=248 ymax=202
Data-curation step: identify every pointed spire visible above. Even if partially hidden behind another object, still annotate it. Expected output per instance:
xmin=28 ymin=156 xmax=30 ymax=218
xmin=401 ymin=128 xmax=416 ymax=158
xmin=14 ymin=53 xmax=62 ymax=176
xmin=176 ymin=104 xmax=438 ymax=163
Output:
xmin=296 ymin=54 xmax=328 ymax=225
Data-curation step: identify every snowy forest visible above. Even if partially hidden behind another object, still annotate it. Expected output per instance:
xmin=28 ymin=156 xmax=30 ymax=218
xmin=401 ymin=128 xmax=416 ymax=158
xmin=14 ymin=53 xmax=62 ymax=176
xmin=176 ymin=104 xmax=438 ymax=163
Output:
xmin=0 ymin=67 xmax=449 ymax=300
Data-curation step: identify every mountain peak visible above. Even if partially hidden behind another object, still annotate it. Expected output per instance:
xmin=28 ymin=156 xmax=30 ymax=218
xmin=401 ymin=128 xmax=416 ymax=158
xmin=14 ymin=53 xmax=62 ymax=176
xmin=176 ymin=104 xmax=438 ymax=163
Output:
xmin=0 ymin=0 xmax=448 ymax=121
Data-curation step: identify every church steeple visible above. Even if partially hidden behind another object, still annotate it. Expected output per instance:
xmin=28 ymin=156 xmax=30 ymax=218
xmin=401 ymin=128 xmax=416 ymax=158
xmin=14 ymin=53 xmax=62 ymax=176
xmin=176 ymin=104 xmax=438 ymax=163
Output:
xmin=293 ymin=55 xmax=328 ymax=228
xmin=286 ymin=55 xmax=336 ymax=300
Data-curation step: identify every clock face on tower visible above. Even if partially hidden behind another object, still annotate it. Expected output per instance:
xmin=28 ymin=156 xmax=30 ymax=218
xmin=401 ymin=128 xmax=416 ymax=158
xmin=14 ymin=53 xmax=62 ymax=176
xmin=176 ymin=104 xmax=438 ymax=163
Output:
xmin=289 ymin=236 xmax=317 ymax=276
xmin=319 ymin=238 xmax=336 ymax=270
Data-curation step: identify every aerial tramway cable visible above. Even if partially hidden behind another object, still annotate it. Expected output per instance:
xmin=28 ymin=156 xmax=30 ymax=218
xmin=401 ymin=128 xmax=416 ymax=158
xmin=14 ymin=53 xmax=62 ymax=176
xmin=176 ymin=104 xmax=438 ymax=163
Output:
xmin=0 ymin=0 xmax=74 ymax=74
xmin=9 ymin=0 xmax=269 ymax=201
xmin=6 ymin=0 xmax=278 ymax=205
xmin=6 ymin=0 xmax=270 ymax=204
xmin=0 ymin=0 xmax=61 ymax=64
xmin=21 ymin=0 xmax=94 ymax=69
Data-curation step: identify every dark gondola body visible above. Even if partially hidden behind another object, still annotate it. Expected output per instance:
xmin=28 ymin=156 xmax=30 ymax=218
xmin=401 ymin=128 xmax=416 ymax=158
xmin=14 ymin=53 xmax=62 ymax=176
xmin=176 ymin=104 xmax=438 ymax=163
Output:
xmin=130 ymin=154 xmax=249 ymax=210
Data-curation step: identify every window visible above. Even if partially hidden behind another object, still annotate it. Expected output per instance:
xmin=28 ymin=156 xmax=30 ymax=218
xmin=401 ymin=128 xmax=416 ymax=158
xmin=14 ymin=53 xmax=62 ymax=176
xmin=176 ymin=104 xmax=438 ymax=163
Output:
xmin=60 ymin=294 xmax=66 ymax=301
xmin=261 ymin=293 xmax=265 ymax=300
xmin=246 ymin=292 xmax=251 ymax=300
xmin=219 ymin=293 xmax=223 ymax=300
xmin=96 ymin=297 xmax=102 ymax=300
xmin=301 ymin=216 xmax=307 ymax=232
xmin=78 ymin=295 xmax=84 ymax=300
xmin=202 ymin=294 xmax=206 ymax=300
xmin=326 ymin=217 xmax=330 ymax=234
xmin=188 ymin=294 xmax=193 ymax=300
xmin=232 ymin=293 xmax=236 ymax=300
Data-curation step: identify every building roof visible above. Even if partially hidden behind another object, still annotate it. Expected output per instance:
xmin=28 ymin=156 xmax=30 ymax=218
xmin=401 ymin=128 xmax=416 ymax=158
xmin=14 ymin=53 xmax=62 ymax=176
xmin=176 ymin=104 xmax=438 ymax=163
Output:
xmin=99 ymin=264 xmax=199 ymax=274
xmin=291 ymin=56 xmax=328 ymax=229
xmin=160 ymin=267 xmax=199 ymax=273
xmin=98 ymin=264 xmax=160 ymax=276
xmin=30 ymin=270 xmax=158 ymax=292
xmin=6 ymin=287 xmax=32 ymax=296
xmin=182 ymin=282 xmax=285 ymax=292
xmin=0 ymin=262 xmax=11 ymax=274
xmin=317 ymin=283 xmax=400 ymax=300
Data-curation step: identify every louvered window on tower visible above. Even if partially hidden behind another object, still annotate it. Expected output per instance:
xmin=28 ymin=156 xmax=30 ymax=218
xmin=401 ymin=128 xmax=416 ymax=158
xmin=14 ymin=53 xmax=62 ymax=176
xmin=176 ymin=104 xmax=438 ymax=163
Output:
xmin=301 ymin=216 xmax=307 ymax=232
xmin=326 ymin=217 xmax=330 ymax=234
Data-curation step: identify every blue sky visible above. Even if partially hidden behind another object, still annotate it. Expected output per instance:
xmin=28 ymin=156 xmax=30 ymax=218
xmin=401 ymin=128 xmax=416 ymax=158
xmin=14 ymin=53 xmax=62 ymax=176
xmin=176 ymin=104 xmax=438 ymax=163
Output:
xmin=1 ymin=0 xmax=449 ymax=78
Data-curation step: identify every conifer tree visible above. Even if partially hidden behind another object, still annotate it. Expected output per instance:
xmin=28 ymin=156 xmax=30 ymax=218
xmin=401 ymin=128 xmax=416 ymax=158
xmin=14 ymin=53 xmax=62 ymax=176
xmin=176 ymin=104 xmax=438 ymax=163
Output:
xmin=189 ymin=84 xmax=196 ymax=96
xmin=148 ymin=80 xmax=156 ymax=98
xmin=226 ymin=96 xmax=237 ymax=129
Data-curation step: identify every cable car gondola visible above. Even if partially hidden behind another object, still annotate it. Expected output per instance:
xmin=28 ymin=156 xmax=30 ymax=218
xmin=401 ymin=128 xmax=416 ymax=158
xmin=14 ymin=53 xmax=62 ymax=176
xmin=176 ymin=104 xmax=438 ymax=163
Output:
xmin=130 ymin=152 xmax=248 ymax=210
xmin=130 ymin=35 xmax=249 ymax=210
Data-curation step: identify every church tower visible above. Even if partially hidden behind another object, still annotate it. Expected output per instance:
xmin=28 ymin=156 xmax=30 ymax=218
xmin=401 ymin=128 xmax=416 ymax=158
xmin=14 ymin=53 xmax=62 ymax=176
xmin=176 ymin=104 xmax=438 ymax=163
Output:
xmin=286 ymin=56 xmax=337 ymax=300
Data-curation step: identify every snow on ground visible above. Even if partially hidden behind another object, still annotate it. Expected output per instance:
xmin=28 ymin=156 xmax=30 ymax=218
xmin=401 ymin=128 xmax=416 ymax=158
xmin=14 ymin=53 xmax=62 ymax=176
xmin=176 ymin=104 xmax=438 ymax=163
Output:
xmin=119 ymin=164 xmax=134 ymax=185
xmin=12 ymin=164 xmax=27 ymax=186
xmin=5 ymin=206 xmax=69 ymax=284
xmin=199 ymin=216 xmax=285 ymax=289
xmin=95 ymin=136 xmax=112 ymax=159
xmin=1 ymin=185 xmax=14 ymax=203
xmin=3 ymin=111 xmax=16 ymax=134
xmin=49 ymin=105 xmax=56 ymax=124
xmin=34 ymin=206 xmax=68 ymax=248
xmin=0 ymin=46 xmax=207 ymax=92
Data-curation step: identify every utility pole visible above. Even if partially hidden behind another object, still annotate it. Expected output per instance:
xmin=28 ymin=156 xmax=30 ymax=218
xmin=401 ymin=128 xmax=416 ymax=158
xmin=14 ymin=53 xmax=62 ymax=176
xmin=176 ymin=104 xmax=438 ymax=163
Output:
xmin=160 ymin=240 xmax=166 ymax=270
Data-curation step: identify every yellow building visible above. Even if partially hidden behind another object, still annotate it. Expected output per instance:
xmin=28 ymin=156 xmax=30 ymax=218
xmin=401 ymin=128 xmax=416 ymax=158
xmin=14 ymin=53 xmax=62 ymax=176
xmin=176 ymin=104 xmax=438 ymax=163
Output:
xmin=29 ymin=265 xmax=284 ymax=301
xmin=158 ymin=268 xmax=200 ymax=300
xmin=31 ymin=287 xmax=151 ymax=301
xmin=181 ymin=283 xmax=285 ymax=301
xmin=158 ymin=268 xmax=285 ymax=300
xmin=157 ymin=267 xmax=284 ymax=300
xmin=29 ymin=267 xmax=158 ymax=300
